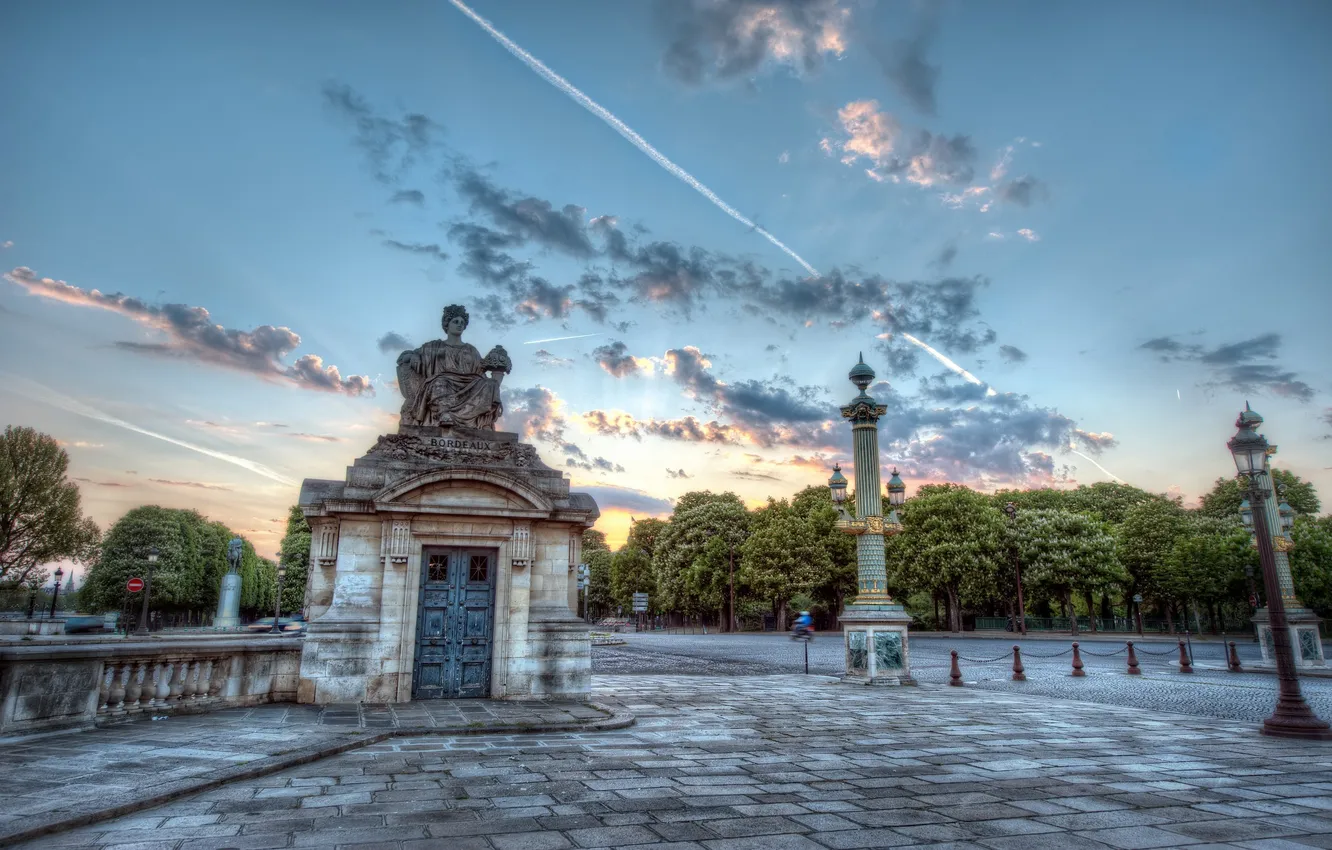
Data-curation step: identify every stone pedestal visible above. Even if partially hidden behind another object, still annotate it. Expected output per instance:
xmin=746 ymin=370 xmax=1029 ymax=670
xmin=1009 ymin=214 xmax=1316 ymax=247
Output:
xmin=214 ymin=572 xmax=241 ymax=629
xmin=1253 ymin=607 xmax=1326 ymax=669
xmin=840 ymin=604 xmax=915 ymax=686
xmin=295 ymin=424 xmax=598 ymax=704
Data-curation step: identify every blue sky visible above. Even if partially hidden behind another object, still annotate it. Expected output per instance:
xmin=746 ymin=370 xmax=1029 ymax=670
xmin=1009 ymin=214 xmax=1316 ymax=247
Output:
xmin=3 ymin=0 xmax=1330 ymax=554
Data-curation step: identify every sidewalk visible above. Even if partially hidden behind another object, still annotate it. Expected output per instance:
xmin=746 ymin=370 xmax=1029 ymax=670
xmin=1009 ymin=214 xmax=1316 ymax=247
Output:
xmin=0 ymin=698 xmax=633 ymax=847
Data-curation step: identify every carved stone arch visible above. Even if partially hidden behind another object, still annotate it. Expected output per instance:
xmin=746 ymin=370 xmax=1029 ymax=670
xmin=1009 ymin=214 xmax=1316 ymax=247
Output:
xmin=373 ymin=467 xmax=555 ymax=514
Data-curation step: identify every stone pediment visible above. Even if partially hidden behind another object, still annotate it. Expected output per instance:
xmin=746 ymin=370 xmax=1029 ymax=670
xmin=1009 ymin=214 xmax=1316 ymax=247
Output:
xmin=365 ymin=426 xmax=541 ymax=469
xmin=375 ymin=468 xmax=552 ymax=515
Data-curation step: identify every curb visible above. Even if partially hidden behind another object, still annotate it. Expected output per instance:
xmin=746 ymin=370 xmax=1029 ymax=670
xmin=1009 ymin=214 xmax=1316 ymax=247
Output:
xmin=0 ymin=702 xmax=634 ymax=848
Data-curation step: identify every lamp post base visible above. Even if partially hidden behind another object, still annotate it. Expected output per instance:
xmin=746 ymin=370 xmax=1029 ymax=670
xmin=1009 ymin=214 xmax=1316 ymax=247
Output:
xmin=1261 ymin=704 xmax=1332 ymax=740
xmin=1253 ymin=607 xmax=1326 ymax=669
xmin=840 ymin=603 xmax=915 ymax=686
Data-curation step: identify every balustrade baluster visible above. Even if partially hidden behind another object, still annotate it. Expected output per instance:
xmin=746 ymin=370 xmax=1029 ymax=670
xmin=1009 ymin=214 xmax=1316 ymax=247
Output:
xmin=196 ymin=660 xmax=215 ymax=702
xmin=150 ymin=662 xmax=171 ymax=707
xmin=125 ymin=662 xmax=146 ymax=713
xmin=187 ymin=661 xmax=204 ymax=700
xmin=109 ymin=663 xmax=130 ymax=714
xmin=97 ymin=664 xmax=114 ymax=714
xmin=209 ymin=658 xmax=227 ymax=700
xmin=169 ymin=660 xmax=189 ymax=702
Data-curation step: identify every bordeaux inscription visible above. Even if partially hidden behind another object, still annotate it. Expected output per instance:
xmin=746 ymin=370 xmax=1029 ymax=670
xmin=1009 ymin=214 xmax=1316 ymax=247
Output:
xmin=429 ymin=438 xmax=494 ymax=450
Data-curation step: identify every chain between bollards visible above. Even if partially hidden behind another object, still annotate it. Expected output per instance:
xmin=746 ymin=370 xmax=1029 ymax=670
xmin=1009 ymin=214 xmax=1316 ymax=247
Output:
xmin=949 ymin=650 xmax=963 ymax=686
xmin=1177 ymin=638 xmax=1194 ymax=674
xmin=1071 ymin=642 xmax=1085 ymax=677
xmin=1126 ymin=640 xmax=1142 ymax=675
xmin=1011 ymin=645 xmax=1026 ymax=681
xmin=1228 ymin=640 xmax=1244 ymax=673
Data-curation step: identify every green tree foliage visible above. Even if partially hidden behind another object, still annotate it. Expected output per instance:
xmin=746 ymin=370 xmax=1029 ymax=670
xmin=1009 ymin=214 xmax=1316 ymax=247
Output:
xmin=1115 ymin=496 xmax=1189 ymax=605
xmin=1291 ymin=515 xmax=1332 ymax=616
xmin=582 ymin=528 xmax=609 ymax=555
xmin=0 ymin=425 xmax=101 ymax=587
xmin=624 ymin=517 xmax=667 ymax=561
xmin=609 ymin=547 xmax=654 ymax=613
xmin=892 ymin=485 xmax=1005 ymax=632
xmin=652 ymin=492 xmax=748 ymax=618
xmin=278 ymin=505 xmax=311 ymax=615
xmin=1066 ymin=482 xmax=1157 ymax=525
xmin=586 ymin=547 xmax=614 ymax=619
xmin=1198 ymin=469 xmax=1321 ymax=520
xmin=1012 ymin=508 xmax=1125 ymax=634
xmin=793 ymin=486 xmax=857 ymax=621
xmin=1164 ymin=514 xmax=1255 ymax=616
xmin=84 ymin=506 xmax=275 ymax=617
xmin=740 ymin=498 xmax=829 ymax=630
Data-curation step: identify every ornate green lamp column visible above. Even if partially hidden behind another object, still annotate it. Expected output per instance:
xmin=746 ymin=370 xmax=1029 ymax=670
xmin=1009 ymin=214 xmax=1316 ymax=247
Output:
xmin=1235 ymin=404 xmax=1325 ymax=669
xmin=828 ymin=354 xmax=914 ymax=685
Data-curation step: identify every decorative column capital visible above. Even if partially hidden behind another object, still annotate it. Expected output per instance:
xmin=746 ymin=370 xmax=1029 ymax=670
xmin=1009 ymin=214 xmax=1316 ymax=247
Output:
xmin=840 ymin=396 xmax=888 ymax=424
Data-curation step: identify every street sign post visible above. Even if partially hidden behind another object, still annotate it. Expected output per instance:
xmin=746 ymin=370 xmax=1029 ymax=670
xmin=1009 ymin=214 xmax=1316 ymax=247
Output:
xmin=632 ymin=592 xmax=649 ymax=632
xmin=126 ymin=577 xmax=145 ymax=593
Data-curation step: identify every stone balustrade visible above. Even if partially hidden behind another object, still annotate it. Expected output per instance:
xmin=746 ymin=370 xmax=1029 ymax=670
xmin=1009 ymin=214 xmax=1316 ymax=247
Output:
xmin=0 ymin=636 xmax=301 ymax=736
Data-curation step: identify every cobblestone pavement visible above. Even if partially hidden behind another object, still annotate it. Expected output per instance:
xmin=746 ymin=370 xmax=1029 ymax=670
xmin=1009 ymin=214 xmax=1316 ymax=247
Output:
xmin=0 ymin=700 xmax=609 ymax=842
xmin=28 ymin=673 xmax=1332 ymax=850
xmin=594 ymin=633 xmax=1332 ymax=724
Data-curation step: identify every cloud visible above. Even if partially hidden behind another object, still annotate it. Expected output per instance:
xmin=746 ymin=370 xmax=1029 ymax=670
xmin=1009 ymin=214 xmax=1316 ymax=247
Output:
xmin=322 ymin=81 xmax=444 ymax=184
xmin=997 ymin=176 xmax=1048 ymax=206
xmin=74 ymin=477 xmax=131 ymax=488
xmin=1322 ymin=408 xmax=1332 ymax=440
xmin=1138 ymin=332 xmax=1315 ymax=402
xmin=778 ymin=151 xmax=790 ymax=164
xmin=584 ymin=409 xmax=743 ymax=445
xmin=534 ymin=349 xmax=574 ymax=368
xmin=377 ymin=331 xmax=411 ymax=354
xmin=573 ymin=484 xmax=673 ymax=516
xmin=828 ymin=100 xmax=975 ymax=186
xmin=999 ymin=345 xmax=1028 ymax=363
xmin=287 ymin=433 xmax=343 ymax=443
xmin=501 ymin=385 xmax=621 ymax=471
xmin=667 ymin=468 xmax=691 ymax=479
xmin=382 ymin=239 xmax=448 ymax=262
xmin=456 ymin=168 xmax=597 ymax=258
xmin=56 ymin=440 xmax=104 ymax=449
xmin=930 ymin=244 xmax=957 ymax=270
xmin=4 ymin=267 xmax=372 ymax=396
xmin=150 ymin=479 xmax=233 ymax=491
xmin=390 ymin=189 xmax=425 ymax=205
xmin=867 ymin=22 xmax=939 ymax=115
xmin=732 ymin=469 xmax=782 ymax=481
xmin=1073 ymin=429 xmax=1119 ymax=453
xmin=1017 ymin=228 xmax=1040 ymax=242
xmin=658 ymin=0 xmax=850 ymax=86
xmin=1 ymin=241 xmax=12 ymax=250
xmin=591 ymin=341 xmax=655 ymax=378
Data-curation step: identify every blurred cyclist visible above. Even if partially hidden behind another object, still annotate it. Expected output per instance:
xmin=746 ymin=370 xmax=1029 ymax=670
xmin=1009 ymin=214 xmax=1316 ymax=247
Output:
xmin=792 ymin=610 xmax=814 ymax=640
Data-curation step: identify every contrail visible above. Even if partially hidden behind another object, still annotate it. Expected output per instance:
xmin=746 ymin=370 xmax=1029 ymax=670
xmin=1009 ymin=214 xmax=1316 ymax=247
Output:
xmin=522 ymin=333 xmax=602 ymax=345
xmin=448 ymin=0 xmax=821 ymax=279
xmin=1069 ymin=446 xmax=1125 ymax=484
xmin=2 ymin=374 xmax=296 ymax=486
xmin=899 ymin=333 xmax=998 ymax=396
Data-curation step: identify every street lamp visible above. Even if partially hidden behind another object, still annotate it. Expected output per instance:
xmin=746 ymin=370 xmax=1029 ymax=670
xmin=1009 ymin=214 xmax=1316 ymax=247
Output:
xmin=1003 ymin=502 xmax=1026 ymax=635
xmin=48 ymin=567 xmax=64 ymax=619
xmin=270 ymin=564 xmax=287 ymax=634
xmin=884 ymin=468 xmax=905 ymax=534
xmin=828 ymin=464 xmax=848 ymax=510
xmin=1227 ymin=408 xmax=1332 ymax=740
xmin=133 ymin=546 xmax=160 ymax=637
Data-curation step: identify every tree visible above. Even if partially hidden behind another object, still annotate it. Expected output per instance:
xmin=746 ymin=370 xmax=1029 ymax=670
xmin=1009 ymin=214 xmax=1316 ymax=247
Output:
xmin=1199 ymin=469 xmax=1321 ymax=521
xmin=794 ymin=486 xmax=856 ymax=625
xmin=1115 ymin=496 xmax=1189 ymax=627
xmin=893 ymin=485 xmax=1006 ymax=632
xmin=1164 ymin=514 xmax=1254 ymax=631
xmin=1067 ymin=482 xmax=1157 ymax=525
xmin=586 ymin=547 xmax=614 ymax=619
xmin=278 ymin=505 xmax=311 ymax=615
xmin=652 ymin=492 xmax=748 ymax=622
xmin=582 ymin=528 xmax=609 ymax=555
xmin=610 ymin=547 xmax=654 ymax=613
xmin=0 ymin=426 xmax=101 ymax=587
xmin=624 ymin=517 xmax=667 ymax=561
xmin=740 ymin=498 xmax=828 ymax=631
xmin=1291 ymin=515 xmax=1332 ymax=617
xmin=1012 ymin=508 xmax=1125 ymax=634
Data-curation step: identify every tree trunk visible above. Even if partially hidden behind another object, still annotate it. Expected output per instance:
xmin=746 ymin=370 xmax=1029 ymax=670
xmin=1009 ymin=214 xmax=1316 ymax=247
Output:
xmin=946 ymin=588 xmax=962 ymax=633
xmin=1084 ymin=590 xmax=1098 ymax=632
xmin=1164 ymin=603 xmax=1175 ymax=634
xmin=777 ymin=600 xmax=788 ymax=633
xmin=832 ymin=589 xmax=843 ymax=631
xmin=1066 ymin=590 xmax=1079 ymax=635
xmin=933 ymin=593 xmax=941 ymax=630
xmin=1101 ymin=593 xmax=1113 ymax=621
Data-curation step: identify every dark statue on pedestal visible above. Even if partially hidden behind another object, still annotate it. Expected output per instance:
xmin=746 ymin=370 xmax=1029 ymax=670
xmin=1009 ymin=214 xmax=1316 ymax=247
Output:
xmin=396 ymin=304 xmax=512 ymax=429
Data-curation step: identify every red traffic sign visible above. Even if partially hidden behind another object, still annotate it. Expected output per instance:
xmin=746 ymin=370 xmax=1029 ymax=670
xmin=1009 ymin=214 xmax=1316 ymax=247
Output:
xmin=126 ymin=577 xmax=145 ymax=593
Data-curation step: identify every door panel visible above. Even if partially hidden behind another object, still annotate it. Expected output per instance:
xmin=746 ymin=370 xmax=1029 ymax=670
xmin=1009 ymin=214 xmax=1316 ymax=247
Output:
xmin=413 ymin=547 xmax=495 ymax=699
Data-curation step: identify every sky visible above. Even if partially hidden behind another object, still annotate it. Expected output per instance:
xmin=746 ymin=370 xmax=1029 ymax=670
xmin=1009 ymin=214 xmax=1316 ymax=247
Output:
xmin=2 ymin=0 xmax=1330 ymax=556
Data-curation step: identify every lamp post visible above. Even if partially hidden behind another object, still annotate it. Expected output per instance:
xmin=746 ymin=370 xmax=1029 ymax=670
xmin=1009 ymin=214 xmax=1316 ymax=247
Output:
xmin=48 ymin=567 xmax=64 ymax=619
xmin=26 ymin=586 xmax=37 ymax=619
xmin=270 ymin=564 xmax=287 ymax=634
xmin=1002 ymin=502 xmax=1026 ymax=635
xmin=133 ymin=546 xmax=160 ymax=637
xmin=1228 ymin=406 xmax=1332 ymax=740
xmin=829 ymin=354 xmax=914 ymax=685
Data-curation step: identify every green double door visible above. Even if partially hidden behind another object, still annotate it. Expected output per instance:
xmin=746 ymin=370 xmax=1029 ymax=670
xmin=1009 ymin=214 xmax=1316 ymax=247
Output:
xmin=413 ymin=547 xmax=496 ymax=699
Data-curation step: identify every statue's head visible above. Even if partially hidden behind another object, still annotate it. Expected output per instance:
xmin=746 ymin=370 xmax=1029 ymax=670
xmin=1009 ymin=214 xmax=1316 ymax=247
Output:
xmin=442 ymin=304 xmax=469 ymax=335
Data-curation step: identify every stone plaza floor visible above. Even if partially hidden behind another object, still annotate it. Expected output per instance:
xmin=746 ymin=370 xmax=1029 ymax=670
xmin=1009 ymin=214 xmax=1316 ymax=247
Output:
xmin=0 ymin=699 xmax=618 ymax=846
xmin=15 ymin=673 xmax=1332 ymax=850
